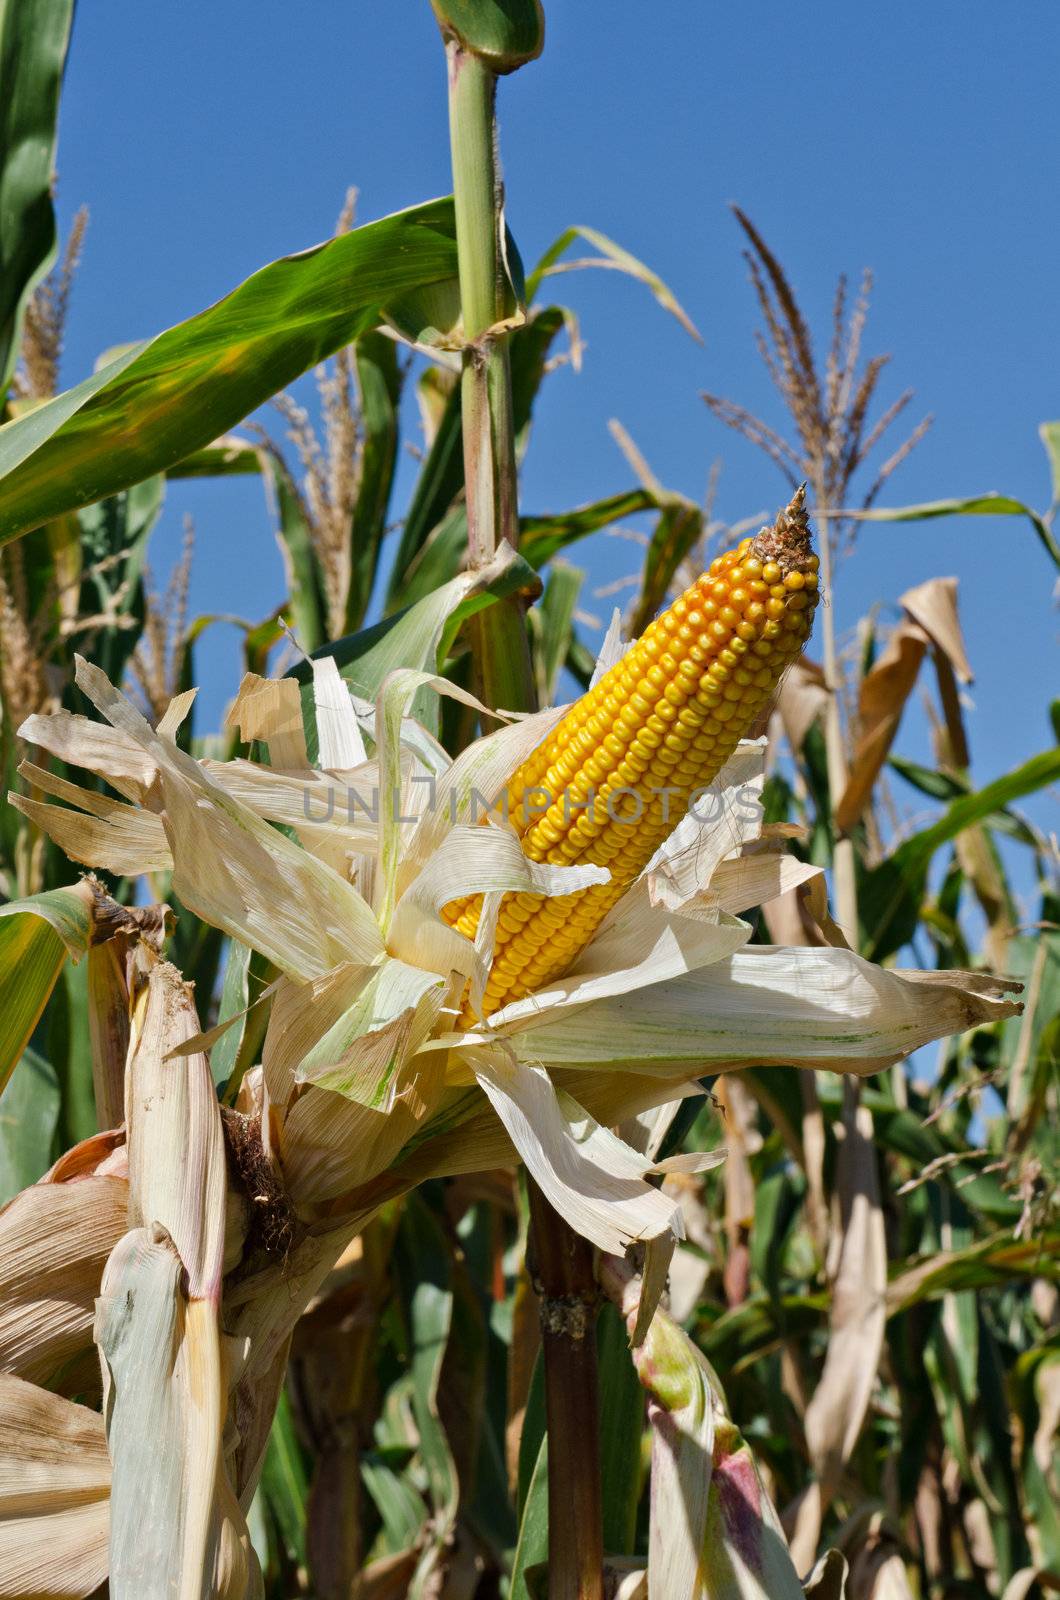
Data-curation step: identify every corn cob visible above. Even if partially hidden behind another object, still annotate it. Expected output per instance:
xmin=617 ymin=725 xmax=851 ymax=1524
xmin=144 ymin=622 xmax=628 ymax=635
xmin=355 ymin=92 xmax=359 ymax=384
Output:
xmin=447 ymin=488 xmax=819 ymax=1019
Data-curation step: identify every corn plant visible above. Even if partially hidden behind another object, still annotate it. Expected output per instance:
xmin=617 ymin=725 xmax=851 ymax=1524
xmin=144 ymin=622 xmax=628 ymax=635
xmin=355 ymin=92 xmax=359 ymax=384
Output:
xmin=0 ymin=4 xmax=1056 ymax=1600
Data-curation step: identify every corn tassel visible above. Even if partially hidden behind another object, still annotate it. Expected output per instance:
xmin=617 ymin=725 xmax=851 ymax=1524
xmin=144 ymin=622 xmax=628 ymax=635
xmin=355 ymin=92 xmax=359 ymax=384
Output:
xmin=447 ymin=488 xmax=819 ymax=1018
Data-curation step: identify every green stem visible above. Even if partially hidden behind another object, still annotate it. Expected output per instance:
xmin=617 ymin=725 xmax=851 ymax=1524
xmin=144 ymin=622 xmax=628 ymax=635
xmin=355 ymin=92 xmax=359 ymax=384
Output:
xmin=448 ymin=46 xmax=498 ymax=345
xmin=445 ymin=40 xmax=535 ymax=713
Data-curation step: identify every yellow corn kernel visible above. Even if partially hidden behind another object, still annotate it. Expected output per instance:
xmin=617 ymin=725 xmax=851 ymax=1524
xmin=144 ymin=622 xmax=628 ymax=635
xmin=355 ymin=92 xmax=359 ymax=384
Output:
xmin=447 ymin=488 xmax=819 ymax=1020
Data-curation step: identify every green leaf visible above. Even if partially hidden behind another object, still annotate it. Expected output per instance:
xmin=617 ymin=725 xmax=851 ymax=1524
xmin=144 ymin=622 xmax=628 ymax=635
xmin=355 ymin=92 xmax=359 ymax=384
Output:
xmin=0 ymin=883 xmax=91 ymax=1097
xmin=75 ymin=475 xmax=166 ymax=690
xmin=527 ymin=225 xmax=701 ymax=341
xmin=597 ymin=1300 xmax=644 ymax=1556
xmin=629 ymin=498 xmax=702 ymax=635
xmin=49 ymin=956 xmax=98 ymax=1149
xmin=0 ymin=0 xmax=75 ymax=393
xmin=0 ymin=1043 xmax=59 ymax=1205
xmin=1002 ymin=919 xmax=1060 ymax=1139
xmin=855 ymin=493 xmax=1060 ymax=573
xmin=510 ymin=1432 xmax=549 ymax=1600
xmin=210 ymin=940 xmax=252 ymax=1092
xmin=1039 ymin=420 xmax=1060 ymax=508
xmin=0 ymin=196 xmax=462 ymax=545
xmin=520 ymin=487 xmax=658 ymax=569
xmin=530 ymin=560 xmax=583 ymax=704
xmin=259 ymin=1387 xmax=309 ymax=1569
xmin=517 ymin=1348 xmax=546 ymax=1520
xmin=345 ymin=332 xmax=403 ymax=633
xmin=393 ymin=1194 xmax=459 ymax=1598
xmin=565 ymin=632 xmax=596 ymax=691
xmin=259 ymin=444 xmax=327 ymax=655
xmin=751 ymin=1167 xmax=805 ymax=1305
xmin=890 ymin=755 xmax=1043 ymax=848
xmin=362 ymin=1452 xmax=428 ymax=1554
xmin=387 ymin=384 xmax=464 ymax=611
xmin=437 ymin=550 xmax=542 ymax=661
xmin=399 ymin=503 xmax=469 ymax=610
xmin=861 ymin=747 xmax=1060 ymax=961
xmin=429 ymin=0 xmax=545 ymax=72
xmin=862 ymin=1094 xmax=1019 ymax=1223
xmin=1014 ymin=1346 xmax=1060 ymax=1575
xmin=297 ymin=573 xmax=471 ymax=698
xmin=509 ymin=305 xmax=572 ymax=463
xmin=888 ymin=756 xmax=967 ymax=804
xmin=167 ymin=435 xmax=260 ymax=478
xmin=699 ymin=1292 xmax=826 ymax=1373
xmin=972 ymin=1320 xmax=1031 ymax=1583
xmin=293 ymin=550 xmax=538 ymax=748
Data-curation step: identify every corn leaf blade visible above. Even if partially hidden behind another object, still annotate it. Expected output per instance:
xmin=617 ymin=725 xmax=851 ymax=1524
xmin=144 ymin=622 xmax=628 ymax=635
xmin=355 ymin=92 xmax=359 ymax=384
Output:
xmin=0 ymin=0 xmax=75 ymax=391
xmin=0 ymin=197 xmax=462 ymax=545
xmin=0 ymin=883 xmax=93 ymax=1097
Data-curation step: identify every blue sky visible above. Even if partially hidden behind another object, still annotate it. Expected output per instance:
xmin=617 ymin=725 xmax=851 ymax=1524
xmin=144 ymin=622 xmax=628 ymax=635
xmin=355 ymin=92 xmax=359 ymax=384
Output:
xmin=52 ymin=1 xmax=1057 ymax=908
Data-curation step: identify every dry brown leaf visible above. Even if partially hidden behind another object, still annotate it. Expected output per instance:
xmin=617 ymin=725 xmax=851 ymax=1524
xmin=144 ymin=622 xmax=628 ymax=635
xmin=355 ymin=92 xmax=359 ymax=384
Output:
xmin=88 ymin=936 xmax=134 ymax=1134
xmin=778 ymin=654 xmax=830 ymax=752
xmin=10 ymin=789 xmax=173 ymax=876
xmin=224 ymin=672 xmax=308 ymax=769
xmin=0 ymin=1173 xmax=127 ymax=1391
xmin=789 ymin=1089 xmax=887 ymax=1573
xmin=803 ymin=1548 xmax=850 ymax=1598
xmin=17 ymin=709 xmax=157 ymax=802
xmin=836 ymin=576 xmax=973 ymax=835
xmin=0 ymin=1374 xmax=110 ymax=1598
xmin=357 ymin=1549 xmax=420 ymax=1600
xmin=44 ymin=1128 xmax=126 ymax=1183
xmin=506 ymin=1253 xmax=541 ymax=1495
xmin=849 ymin=1541 xmax=915 ymax=1599
xmin=899 ymin=576 xmax=973 ymax=685
xmin=835 ymin=620 xmax=928 ymax=835
xmin=718 ymin=1076 xmax=758 ymax=1306
xmin=1001 ymin=1571 xmax=1060 ymax=1600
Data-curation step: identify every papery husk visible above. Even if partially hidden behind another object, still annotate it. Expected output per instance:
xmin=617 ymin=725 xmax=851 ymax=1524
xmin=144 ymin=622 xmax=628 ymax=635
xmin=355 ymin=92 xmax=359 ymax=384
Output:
xmin=96 ymin=1228 xmax=251 ymax=1600
xmin=18 ymin=709 xmax=157 ymax=801
xmin=644 ymin=739 xmax=766 ymax=913
xmin=12 ymin=760 xmax=172 ymax=876
xmin=464 ymin=1045 xmax=683 ymax=1255
xmin=279 ymin=1042 xmax=450 ymax=1209
xmin=97 ymin=957 xmax=233 ymax=1600
xmin=125 ymin=961 xmax=226 ymax=1301
xmin=73 ymin=657 xmax=384 ymax=982
xmin=501 ymin=946 xmax=1022 ymax=1075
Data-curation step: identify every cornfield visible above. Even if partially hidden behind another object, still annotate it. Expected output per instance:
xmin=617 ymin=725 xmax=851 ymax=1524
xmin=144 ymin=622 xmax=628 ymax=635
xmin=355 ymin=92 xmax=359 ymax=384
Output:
xmin=0 ymin=4 xmax=1056 ymax=1599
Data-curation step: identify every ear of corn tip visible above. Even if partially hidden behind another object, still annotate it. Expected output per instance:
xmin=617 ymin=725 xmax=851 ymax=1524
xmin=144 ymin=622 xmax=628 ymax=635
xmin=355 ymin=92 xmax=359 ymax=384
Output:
xmin=447 ymin=489 xmax=820 ymax=1019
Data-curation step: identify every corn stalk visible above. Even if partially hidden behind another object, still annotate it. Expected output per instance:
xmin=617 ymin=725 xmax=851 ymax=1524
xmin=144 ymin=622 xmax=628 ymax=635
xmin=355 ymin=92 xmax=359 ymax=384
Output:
xmin=440 ymin=6 xmax=538 ymax=718
xmin=434 ymin=6 xmax=606 ymax=1596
